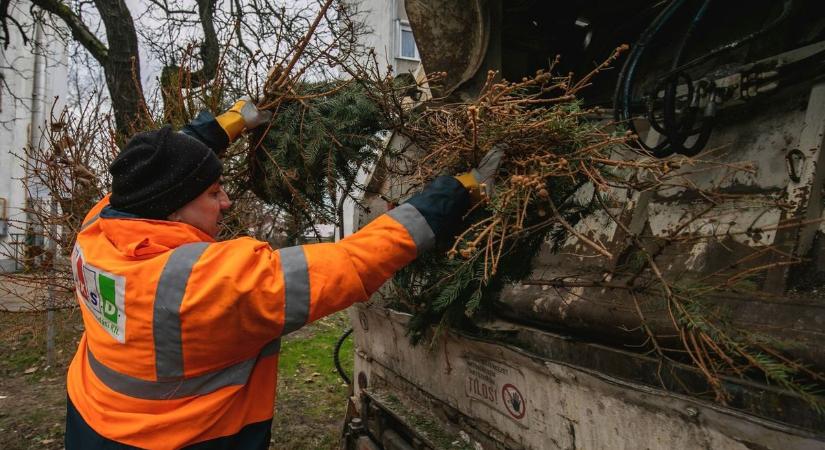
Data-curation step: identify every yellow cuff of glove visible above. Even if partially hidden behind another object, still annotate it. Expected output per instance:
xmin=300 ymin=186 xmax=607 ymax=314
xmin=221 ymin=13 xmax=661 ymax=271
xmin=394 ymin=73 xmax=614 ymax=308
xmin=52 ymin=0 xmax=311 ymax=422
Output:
xmin=455 ymin=172 xmax=483 ymax=204
xmin=216 ymin=100 xmax=248 ymax=142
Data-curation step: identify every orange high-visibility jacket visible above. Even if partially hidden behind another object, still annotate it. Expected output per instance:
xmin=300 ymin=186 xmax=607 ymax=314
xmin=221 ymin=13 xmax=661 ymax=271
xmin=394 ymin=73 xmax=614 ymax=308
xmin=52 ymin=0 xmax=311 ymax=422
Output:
xmin=67 ymin=174 xmax=469 ymax=448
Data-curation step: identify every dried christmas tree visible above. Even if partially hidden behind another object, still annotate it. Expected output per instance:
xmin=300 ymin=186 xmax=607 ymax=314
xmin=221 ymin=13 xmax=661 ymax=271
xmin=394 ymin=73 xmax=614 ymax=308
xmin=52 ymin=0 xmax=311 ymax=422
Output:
xmin=373 ymin=49 xmax=643 ymax=334
xmin=243 ymin=28 xmax=824 ymax=410
xmin=355 ymin=50 xmax=825 ymax=411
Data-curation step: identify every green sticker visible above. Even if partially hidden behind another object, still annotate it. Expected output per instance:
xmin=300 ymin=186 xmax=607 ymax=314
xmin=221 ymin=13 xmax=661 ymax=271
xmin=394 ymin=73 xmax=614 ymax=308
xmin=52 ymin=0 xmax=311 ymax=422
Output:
xmin=99 ymin=274 xmax=118 ymax=323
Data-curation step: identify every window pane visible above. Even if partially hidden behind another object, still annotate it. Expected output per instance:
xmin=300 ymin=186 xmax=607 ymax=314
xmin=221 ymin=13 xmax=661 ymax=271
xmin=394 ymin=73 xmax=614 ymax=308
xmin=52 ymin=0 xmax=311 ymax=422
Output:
xmin=401 ymin=28 xmax=417 ymax=58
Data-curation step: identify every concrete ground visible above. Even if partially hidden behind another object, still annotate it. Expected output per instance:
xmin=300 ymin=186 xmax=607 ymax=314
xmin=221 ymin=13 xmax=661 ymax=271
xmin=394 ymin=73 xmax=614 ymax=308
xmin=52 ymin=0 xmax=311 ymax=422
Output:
xmin=0 ymin=275 xmax=67 ymax=312
xmin=0 ymin=278 xmax=40 ymax=311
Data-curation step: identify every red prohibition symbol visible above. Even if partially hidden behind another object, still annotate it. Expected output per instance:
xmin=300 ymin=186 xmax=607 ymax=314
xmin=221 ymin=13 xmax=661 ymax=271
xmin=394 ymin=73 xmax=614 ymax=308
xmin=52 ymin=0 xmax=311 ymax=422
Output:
xmin=502 ymin=383 xmax=526 ymax=419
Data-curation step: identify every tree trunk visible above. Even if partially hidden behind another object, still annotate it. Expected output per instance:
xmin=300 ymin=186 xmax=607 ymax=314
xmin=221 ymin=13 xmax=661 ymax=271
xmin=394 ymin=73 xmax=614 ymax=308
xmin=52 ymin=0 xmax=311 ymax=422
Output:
xmin=25 ymin=0 xmax=219 ymax=138
xmin=26 ymin=0 xmax=146 ymax=138
xmin=94 ymin=0 xmax=145 ymax=138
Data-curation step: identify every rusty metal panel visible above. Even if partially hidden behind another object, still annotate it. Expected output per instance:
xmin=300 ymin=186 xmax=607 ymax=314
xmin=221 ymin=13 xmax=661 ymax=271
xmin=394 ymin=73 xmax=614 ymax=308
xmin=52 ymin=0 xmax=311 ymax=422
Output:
xmin=350 ymin=305 xmax=825 ymax=450
xmin=404 ymin=0 xmax=489 ymax=96
xmin=497 ymin=80 xmax=825 ymax=369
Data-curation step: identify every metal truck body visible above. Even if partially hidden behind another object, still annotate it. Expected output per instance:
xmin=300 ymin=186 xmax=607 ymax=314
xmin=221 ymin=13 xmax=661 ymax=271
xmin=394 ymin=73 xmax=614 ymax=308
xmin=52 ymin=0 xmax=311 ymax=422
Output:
xmin=344 ymin=2 xmax=825 ymax=448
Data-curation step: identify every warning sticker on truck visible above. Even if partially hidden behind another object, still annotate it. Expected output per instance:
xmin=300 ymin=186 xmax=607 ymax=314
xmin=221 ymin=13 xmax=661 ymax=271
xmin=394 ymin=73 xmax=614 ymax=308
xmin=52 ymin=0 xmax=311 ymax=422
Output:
xmin=463 ymin=355 xmax=527 ymax=424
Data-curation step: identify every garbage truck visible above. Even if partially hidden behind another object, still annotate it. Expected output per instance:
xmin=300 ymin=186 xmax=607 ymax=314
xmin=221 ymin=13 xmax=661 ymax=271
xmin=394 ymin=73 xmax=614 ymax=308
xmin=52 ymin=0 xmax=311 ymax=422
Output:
xmin=341 ymin=1 xmax=825 ymax=448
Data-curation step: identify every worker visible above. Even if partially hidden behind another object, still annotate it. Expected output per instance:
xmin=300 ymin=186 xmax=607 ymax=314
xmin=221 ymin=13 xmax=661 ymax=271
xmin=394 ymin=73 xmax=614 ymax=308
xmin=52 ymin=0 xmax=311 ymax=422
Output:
xmin=63 ymin=98 xmax=502 ymax=449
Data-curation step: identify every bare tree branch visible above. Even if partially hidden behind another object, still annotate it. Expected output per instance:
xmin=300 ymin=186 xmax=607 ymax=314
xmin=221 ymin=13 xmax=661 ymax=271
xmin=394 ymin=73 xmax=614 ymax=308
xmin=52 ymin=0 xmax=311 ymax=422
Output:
xmin=159 ymin=0 xmax=219 ymax=120
xmin=28 ymin=0 xmax=107 ymax=62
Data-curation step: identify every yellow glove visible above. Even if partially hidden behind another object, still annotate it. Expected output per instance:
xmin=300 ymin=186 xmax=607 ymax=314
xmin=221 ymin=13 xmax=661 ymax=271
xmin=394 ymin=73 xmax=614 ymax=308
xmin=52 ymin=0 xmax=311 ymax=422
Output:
xmin=455 ymin=146 xmax=504 ymax=203
xmin=216 ymin=97 xmax=273 ymax=141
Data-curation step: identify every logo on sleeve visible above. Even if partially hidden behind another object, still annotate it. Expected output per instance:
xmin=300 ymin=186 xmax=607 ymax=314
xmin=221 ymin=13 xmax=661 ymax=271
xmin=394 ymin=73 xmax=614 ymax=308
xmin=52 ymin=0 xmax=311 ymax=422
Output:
xmin=71 ymin=245 xmax=126 ymax=343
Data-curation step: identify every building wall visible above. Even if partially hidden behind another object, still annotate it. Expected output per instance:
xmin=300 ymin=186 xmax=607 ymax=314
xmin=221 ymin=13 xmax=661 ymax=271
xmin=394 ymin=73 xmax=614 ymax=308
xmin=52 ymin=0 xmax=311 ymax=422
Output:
xmin=0 ymin=8 xmax=69 ymax=272
xmin=358 ymin=0 xmax=421 ymax=76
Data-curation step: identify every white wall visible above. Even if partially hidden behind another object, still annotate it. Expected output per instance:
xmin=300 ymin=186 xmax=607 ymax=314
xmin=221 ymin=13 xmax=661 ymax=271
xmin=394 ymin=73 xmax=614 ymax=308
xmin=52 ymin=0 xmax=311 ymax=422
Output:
xmin=357 ymin=0 xmax=420 ymax=77
xmin=0 ymin=6 xmax=69 ymax=272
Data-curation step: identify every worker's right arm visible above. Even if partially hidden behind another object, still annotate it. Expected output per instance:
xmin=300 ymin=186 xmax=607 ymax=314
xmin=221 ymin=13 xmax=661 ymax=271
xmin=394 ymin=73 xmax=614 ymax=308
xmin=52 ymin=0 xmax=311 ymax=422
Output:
xmin=294 ymin=174 xmax=471 ymax=322
xmin=177 ymin=175 xmax=470 ymax=369
xmin=178 ymin=148 xmax=502 ymax=370
xmin=285 ymin=145 xmax=502 ymax=325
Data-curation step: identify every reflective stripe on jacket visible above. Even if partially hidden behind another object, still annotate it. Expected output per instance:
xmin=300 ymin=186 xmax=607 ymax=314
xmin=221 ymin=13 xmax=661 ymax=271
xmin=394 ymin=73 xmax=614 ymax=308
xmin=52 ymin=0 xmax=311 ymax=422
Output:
xmin=66 ymin=176 xmax=469 ymax=449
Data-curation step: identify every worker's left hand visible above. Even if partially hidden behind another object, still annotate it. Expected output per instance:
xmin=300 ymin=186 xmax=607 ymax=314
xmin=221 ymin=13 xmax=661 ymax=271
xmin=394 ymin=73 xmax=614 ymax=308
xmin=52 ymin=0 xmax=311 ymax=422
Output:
xmin=233 ymin=96 xmax=273 ymax=129
xmin=217 ymin=97 xmax=274 ymax=141
xmin=454 ymin=145 xmax=505 ymax=203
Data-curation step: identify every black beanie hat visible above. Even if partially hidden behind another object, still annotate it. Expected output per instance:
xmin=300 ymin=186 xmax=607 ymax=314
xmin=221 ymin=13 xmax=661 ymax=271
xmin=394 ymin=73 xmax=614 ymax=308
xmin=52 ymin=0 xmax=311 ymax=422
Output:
xmin=109 ymin=126 xmax=223 ymax=219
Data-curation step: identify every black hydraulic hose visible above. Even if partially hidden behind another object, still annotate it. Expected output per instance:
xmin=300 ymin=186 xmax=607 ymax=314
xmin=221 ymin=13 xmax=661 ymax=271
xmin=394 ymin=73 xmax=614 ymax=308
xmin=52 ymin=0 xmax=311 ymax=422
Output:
xmin=677 ymin=115 xmax=714 ymax=156
xmin=613 ymin=0 xmax=687 ymax=153
xmin=647 ymin=72 xmax=694 ymax=138
xmin=663 ymin=0 xmax=711 ymax=132
xmin=658 ymin=0 xmax=713 ymax=157
xmin=672 ymin=0 xmax=712 ymax=72
xmin=614 ymin=0 xmax=797 ymax=158
xmin=658 ymin=0 xmax=795 ymax=80
xmin=334 ymin=327 xmax=353 ymax=385
xmin=613 ymin=0 xmax=685 ymax=123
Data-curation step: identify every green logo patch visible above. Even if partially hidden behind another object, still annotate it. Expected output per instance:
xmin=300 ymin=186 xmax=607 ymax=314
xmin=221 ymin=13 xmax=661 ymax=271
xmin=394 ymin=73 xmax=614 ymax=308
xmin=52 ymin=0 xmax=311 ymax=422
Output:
xmin=99 ymin=274 xmax=118 ymax=323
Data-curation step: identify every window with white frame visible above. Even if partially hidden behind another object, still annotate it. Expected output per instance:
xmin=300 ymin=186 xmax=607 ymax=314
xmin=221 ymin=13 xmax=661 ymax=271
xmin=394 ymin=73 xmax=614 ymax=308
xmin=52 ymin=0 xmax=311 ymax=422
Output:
xmin=397 ymin=20 xmax=419 ymax=61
